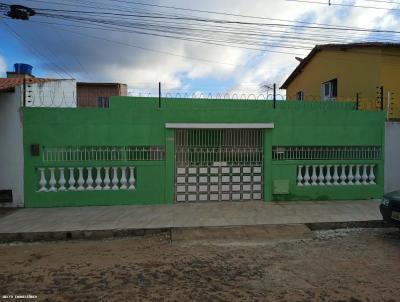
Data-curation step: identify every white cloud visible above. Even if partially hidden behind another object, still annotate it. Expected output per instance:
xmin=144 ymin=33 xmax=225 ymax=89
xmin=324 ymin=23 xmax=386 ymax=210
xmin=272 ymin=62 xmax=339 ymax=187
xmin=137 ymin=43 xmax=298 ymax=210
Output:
xmin=3 ymin=0 xmax=399 ymax=93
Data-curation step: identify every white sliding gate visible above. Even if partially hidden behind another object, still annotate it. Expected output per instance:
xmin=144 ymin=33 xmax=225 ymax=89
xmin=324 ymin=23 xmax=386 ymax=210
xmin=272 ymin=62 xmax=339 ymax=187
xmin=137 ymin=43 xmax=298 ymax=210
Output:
xmin=175 ymin=128 xmax=264 ymax=202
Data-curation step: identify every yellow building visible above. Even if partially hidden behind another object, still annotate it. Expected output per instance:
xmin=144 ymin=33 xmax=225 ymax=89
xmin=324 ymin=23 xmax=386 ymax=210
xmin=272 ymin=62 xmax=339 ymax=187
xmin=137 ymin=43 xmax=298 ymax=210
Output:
xmin=280 ymin=43 xmax=400 ymax=120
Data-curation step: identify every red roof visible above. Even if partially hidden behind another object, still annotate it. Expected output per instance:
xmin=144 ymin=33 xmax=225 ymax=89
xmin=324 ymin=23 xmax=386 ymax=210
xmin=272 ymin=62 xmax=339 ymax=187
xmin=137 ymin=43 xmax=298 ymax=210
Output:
xmin=0 ymin=78 xmax=55 ymax=92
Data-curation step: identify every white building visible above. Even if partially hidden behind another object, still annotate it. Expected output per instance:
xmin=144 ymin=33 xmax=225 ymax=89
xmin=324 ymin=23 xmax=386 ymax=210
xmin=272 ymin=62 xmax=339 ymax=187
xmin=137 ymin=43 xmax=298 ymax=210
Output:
xmin=0 ymin=66 xmax=76 ymax=207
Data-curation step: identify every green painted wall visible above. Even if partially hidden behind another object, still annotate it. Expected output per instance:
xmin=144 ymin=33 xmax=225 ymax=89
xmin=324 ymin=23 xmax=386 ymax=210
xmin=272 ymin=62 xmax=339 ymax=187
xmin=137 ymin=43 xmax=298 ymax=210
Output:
xmin=23 ymin=97 xmax=385 ymax=207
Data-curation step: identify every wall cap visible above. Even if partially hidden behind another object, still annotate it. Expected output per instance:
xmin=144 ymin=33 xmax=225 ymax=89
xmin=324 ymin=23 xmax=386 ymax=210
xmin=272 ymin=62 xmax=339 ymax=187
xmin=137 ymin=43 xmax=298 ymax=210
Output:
xmin=165 ymin=123 xmax=274 ymax=129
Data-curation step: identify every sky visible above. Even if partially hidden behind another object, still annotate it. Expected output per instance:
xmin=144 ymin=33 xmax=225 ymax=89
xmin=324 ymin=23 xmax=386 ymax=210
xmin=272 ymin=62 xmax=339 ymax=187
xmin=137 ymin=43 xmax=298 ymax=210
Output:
xmin=0 ymin=0 xmax=399 ymax=97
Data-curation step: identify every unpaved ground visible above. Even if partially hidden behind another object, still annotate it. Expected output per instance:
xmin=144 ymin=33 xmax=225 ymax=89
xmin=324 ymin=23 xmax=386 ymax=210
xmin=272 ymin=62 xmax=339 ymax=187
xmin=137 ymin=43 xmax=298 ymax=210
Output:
xmin=0 ymin=227 xmax=399 ymax=302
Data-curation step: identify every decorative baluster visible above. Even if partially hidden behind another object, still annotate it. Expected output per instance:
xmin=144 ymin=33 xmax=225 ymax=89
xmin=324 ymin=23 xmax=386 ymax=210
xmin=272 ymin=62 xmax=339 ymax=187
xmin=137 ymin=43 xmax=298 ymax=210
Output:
xmin=347 ymin=165 xmax=354 ymax=185
xmin=86 ymin=167 xmax=94 ymax=190
xmin=304 ymin=166 xmax=311 ymax=186
xmin=112 ymin=167 xmax=119 ymax=190
xmin=311 ymin=165 xmax=318 ymax=186
xmin=354 ymin=165 xmax=361 ymax=185
xmin=49 ymin=168 xmax=57 ymax=192
xmin=368 ymin=164 xmax=376 ymax=185
xmin=339 ymin=165 xmax=347 ymax=185
xmin=95 ymin=167 xmax=103 ymax=190
xmin=77 ymin=167 xmax=85 ymax=191
xmin=120 ymin=167 xmax=128 ymax=189
xmin=68 ymin=167 xmax=76 ymax=190
xmin=38 ymin=168 xmax=48 ymax=192
xmin=318 ymin=165 xmax=325 ymax=185
xmin=297 ymin=165 xmax=303 ymax=186
xmin=361 ymin=165 xmax=368 ymax=185
xmin=325 ymin=165 xmax=332 ymax=185
xmin=332 ymin=165 xmax=339 ymax=186
xmin=58 ymin=167 xmax=66 ymax=191
xmin=128 ymin=167 xmax=136 ymax=190
xmin=103 ymin=167 xmax=111 ymax=190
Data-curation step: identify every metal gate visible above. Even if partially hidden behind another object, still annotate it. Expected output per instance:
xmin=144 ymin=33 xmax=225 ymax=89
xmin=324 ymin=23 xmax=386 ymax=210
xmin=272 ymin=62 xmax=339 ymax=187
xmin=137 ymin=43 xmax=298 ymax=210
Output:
xmin=175 ymin=129 xmax=263 ymax=202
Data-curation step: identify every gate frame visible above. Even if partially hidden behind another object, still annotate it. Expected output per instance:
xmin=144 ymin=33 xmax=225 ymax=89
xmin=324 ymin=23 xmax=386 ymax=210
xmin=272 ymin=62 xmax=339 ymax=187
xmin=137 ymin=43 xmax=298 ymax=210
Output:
xmin=165 ymin=123 xmax=274 ymax=203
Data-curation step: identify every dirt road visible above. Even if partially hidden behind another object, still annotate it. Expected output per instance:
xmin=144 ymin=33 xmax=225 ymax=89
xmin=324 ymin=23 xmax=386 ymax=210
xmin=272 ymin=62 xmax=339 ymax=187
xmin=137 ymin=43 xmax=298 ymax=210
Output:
xmin=0 ymin=227 xmax=399 ymax=302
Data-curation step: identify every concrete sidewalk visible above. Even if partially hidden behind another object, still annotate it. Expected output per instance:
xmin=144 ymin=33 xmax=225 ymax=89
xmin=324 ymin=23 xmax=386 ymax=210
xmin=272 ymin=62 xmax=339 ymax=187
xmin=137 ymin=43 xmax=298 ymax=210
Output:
xmin=0 ymin=200 xmax=382 ymax=241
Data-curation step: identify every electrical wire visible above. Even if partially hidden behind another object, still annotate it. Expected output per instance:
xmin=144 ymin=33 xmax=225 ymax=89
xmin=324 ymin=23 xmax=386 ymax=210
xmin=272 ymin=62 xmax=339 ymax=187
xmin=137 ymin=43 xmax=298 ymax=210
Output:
xmin=285 ymin=0 xmax=400 ymax=11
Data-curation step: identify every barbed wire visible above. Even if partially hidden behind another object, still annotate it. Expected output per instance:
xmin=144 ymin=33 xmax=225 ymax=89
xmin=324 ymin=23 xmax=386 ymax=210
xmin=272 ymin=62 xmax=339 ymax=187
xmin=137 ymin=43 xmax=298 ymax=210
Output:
xmin=128 ymin=91 xmax=287 ymax=100
xmin=20 ymin=87 xmax=400 ymax=119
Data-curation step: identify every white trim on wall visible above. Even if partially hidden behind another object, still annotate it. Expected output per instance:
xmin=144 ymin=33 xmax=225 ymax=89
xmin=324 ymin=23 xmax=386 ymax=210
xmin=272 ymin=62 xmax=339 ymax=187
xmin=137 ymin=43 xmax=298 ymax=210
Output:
xmin=165 ymin=123 xmax=275 ymax=129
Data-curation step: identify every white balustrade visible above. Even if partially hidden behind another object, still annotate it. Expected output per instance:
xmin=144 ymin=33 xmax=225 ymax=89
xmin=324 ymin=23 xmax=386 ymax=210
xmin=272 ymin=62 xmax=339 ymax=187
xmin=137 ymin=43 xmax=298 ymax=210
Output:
xmin=325 ymin=165 xmax=332 ymax=186
xmin=354 ymin=165 xmax=361 ymax=185
xmin=86 ymin=167 xmax=94 ymax=190
xmin=38 ymin=168 xmax=47 ymax=192
xmin=49 ymin=168 xmax=57 ymax=192
xmin=58 ymin=168 xmax=66 ymax=191
xmin=68 ymin=168 xmax=76 ymax=190
xmin=120 ymin=167 xmax=128 ymax=189
xmin=361 ymin=165 xmax=368 ymax=185
xmin=112 ymin=167 xmax=119 ymax=190
xmin=340 ymin=165 xmax=347 ymax=185
xmin=347 ymin=165 xmax=354 ymax=185
xmin=128 ymin=167 xmax=136 ymax=190
xmin=297 ymin=165 xmax=303 ymax=186
xmin=303 ymin=166 xmax=310 ymax=186
xmin=311 ymin=165 xmax=318 ymax=186
xmin=297 ymin=164 xmax=376 ymax=186
xmin=103 ymin=167 xmax=111 ymax=190
xmin=37 ymin=166 xmax=136 ymax=192
xmin=332 ymin=165 xmax=339 ymax=186
xmin=318 ymin=165 xmax=325 ymax=186
xmin=95 ymin=167 xmax=102 ymax=190
xmin=368 ymin=164 xmax=376 ymax=184
xmin=77 ymin=167 xmax=85 ymax=191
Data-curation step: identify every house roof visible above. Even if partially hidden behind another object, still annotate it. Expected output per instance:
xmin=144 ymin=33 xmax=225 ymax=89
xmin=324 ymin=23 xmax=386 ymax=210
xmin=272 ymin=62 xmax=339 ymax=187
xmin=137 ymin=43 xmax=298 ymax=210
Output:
xmin=280 ymin=42 xmax=400 ymax=89
xmin=0 ymin=78 xmax=56 ymax=93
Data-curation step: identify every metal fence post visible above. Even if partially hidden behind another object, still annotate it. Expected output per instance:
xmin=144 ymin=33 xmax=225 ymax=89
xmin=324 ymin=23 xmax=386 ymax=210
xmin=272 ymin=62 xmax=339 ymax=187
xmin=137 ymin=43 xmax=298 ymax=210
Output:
xmin=23 ymin=77 xmax=26 ymax=107
xmin=380 ymin=86 xmax=384 ymax=111
xmin=356 ymin=92 xmax=359 ymax=111
xmin=158 ymin=82 xmax=161 ymax=109
xmin=273 ymin=83 xmax=276 ymax=109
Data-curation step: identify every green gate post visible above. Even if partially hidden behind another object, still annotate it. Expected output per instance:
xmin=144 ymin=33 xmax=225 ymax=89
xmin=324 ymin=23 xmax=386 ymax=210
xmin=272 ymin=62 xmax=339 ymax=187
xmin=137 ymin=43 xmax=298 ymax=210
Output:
xmin=263 ymin=129 xmax=273 ymax=202
xmin=165 ymin=128 xmax=175 ymax=203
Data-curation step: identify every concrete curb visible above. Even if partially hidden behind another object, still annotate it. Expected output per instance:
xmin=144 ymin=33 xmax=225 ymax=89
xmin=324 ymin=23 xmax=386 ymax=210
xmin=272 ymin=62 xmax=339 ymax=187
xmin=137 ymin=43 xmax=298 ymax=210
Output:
xmin=0 ymin=219 xmax=391 ymax=244
xmin=0 ymin=228 xmax=170 ymax=243
xmin=305 ymin=220 xmax=388 ymax=230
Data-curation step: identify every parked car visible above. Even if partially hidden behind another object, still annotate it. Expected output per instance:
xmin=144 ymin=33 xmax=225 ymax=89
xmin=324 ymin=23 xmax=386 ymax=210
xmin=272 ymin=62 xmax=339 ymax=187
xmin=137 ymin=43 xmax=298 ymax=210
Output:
xmin=380 ymin=190 xmax=400 ymax=226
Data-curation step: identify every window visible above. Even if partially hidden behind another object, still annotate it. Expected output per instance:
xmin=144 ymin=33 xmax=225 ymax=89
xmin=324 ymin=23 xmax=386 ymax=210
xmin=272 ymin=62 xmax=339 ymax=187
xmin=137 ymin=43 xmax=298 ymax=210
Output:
xmin=96 ymin=96 xmax=109 ymax=108
xmin=296 ymin=90 xmax=304 ymax=101
xmin=321 ymin=78 xmax=337 ymax=101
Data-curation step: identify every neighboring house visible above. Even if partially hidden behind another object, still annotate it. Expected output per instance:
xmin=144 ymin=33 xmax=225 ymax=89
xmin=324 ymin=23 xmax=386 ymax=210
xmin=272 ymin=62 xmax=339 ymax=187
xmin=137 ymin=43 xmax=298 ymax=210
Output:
xmin=77 ymin=82 xmax=127 ymax=108
xmin=0 ymin=64 xmax=77 ymax=207
xmin=280 ymin=42 xmax=400 ymax=118
xmin=281 ymin=43 xmax=400 ymax=193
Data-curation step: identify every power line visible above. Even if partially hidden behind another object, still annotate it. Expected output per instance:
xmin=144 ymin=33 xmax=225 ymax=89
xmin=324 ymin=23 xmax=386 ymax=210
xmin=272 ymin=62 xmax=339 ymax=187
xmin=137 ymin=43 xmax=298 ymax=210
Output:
xmin=285 ymin=0 xmax=400 ymax=11
xmin=33 ymin=21 xmax=304 ymax=56
xmin=2 ymin=0 xmax=400 ymax=80
xmin=3 ymin=1 xmax=398 ymax=35
xmin=1 ymin=20 xmax=76 ymax=79
xmin=363 ymin=0 xmax=400 ymax=4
